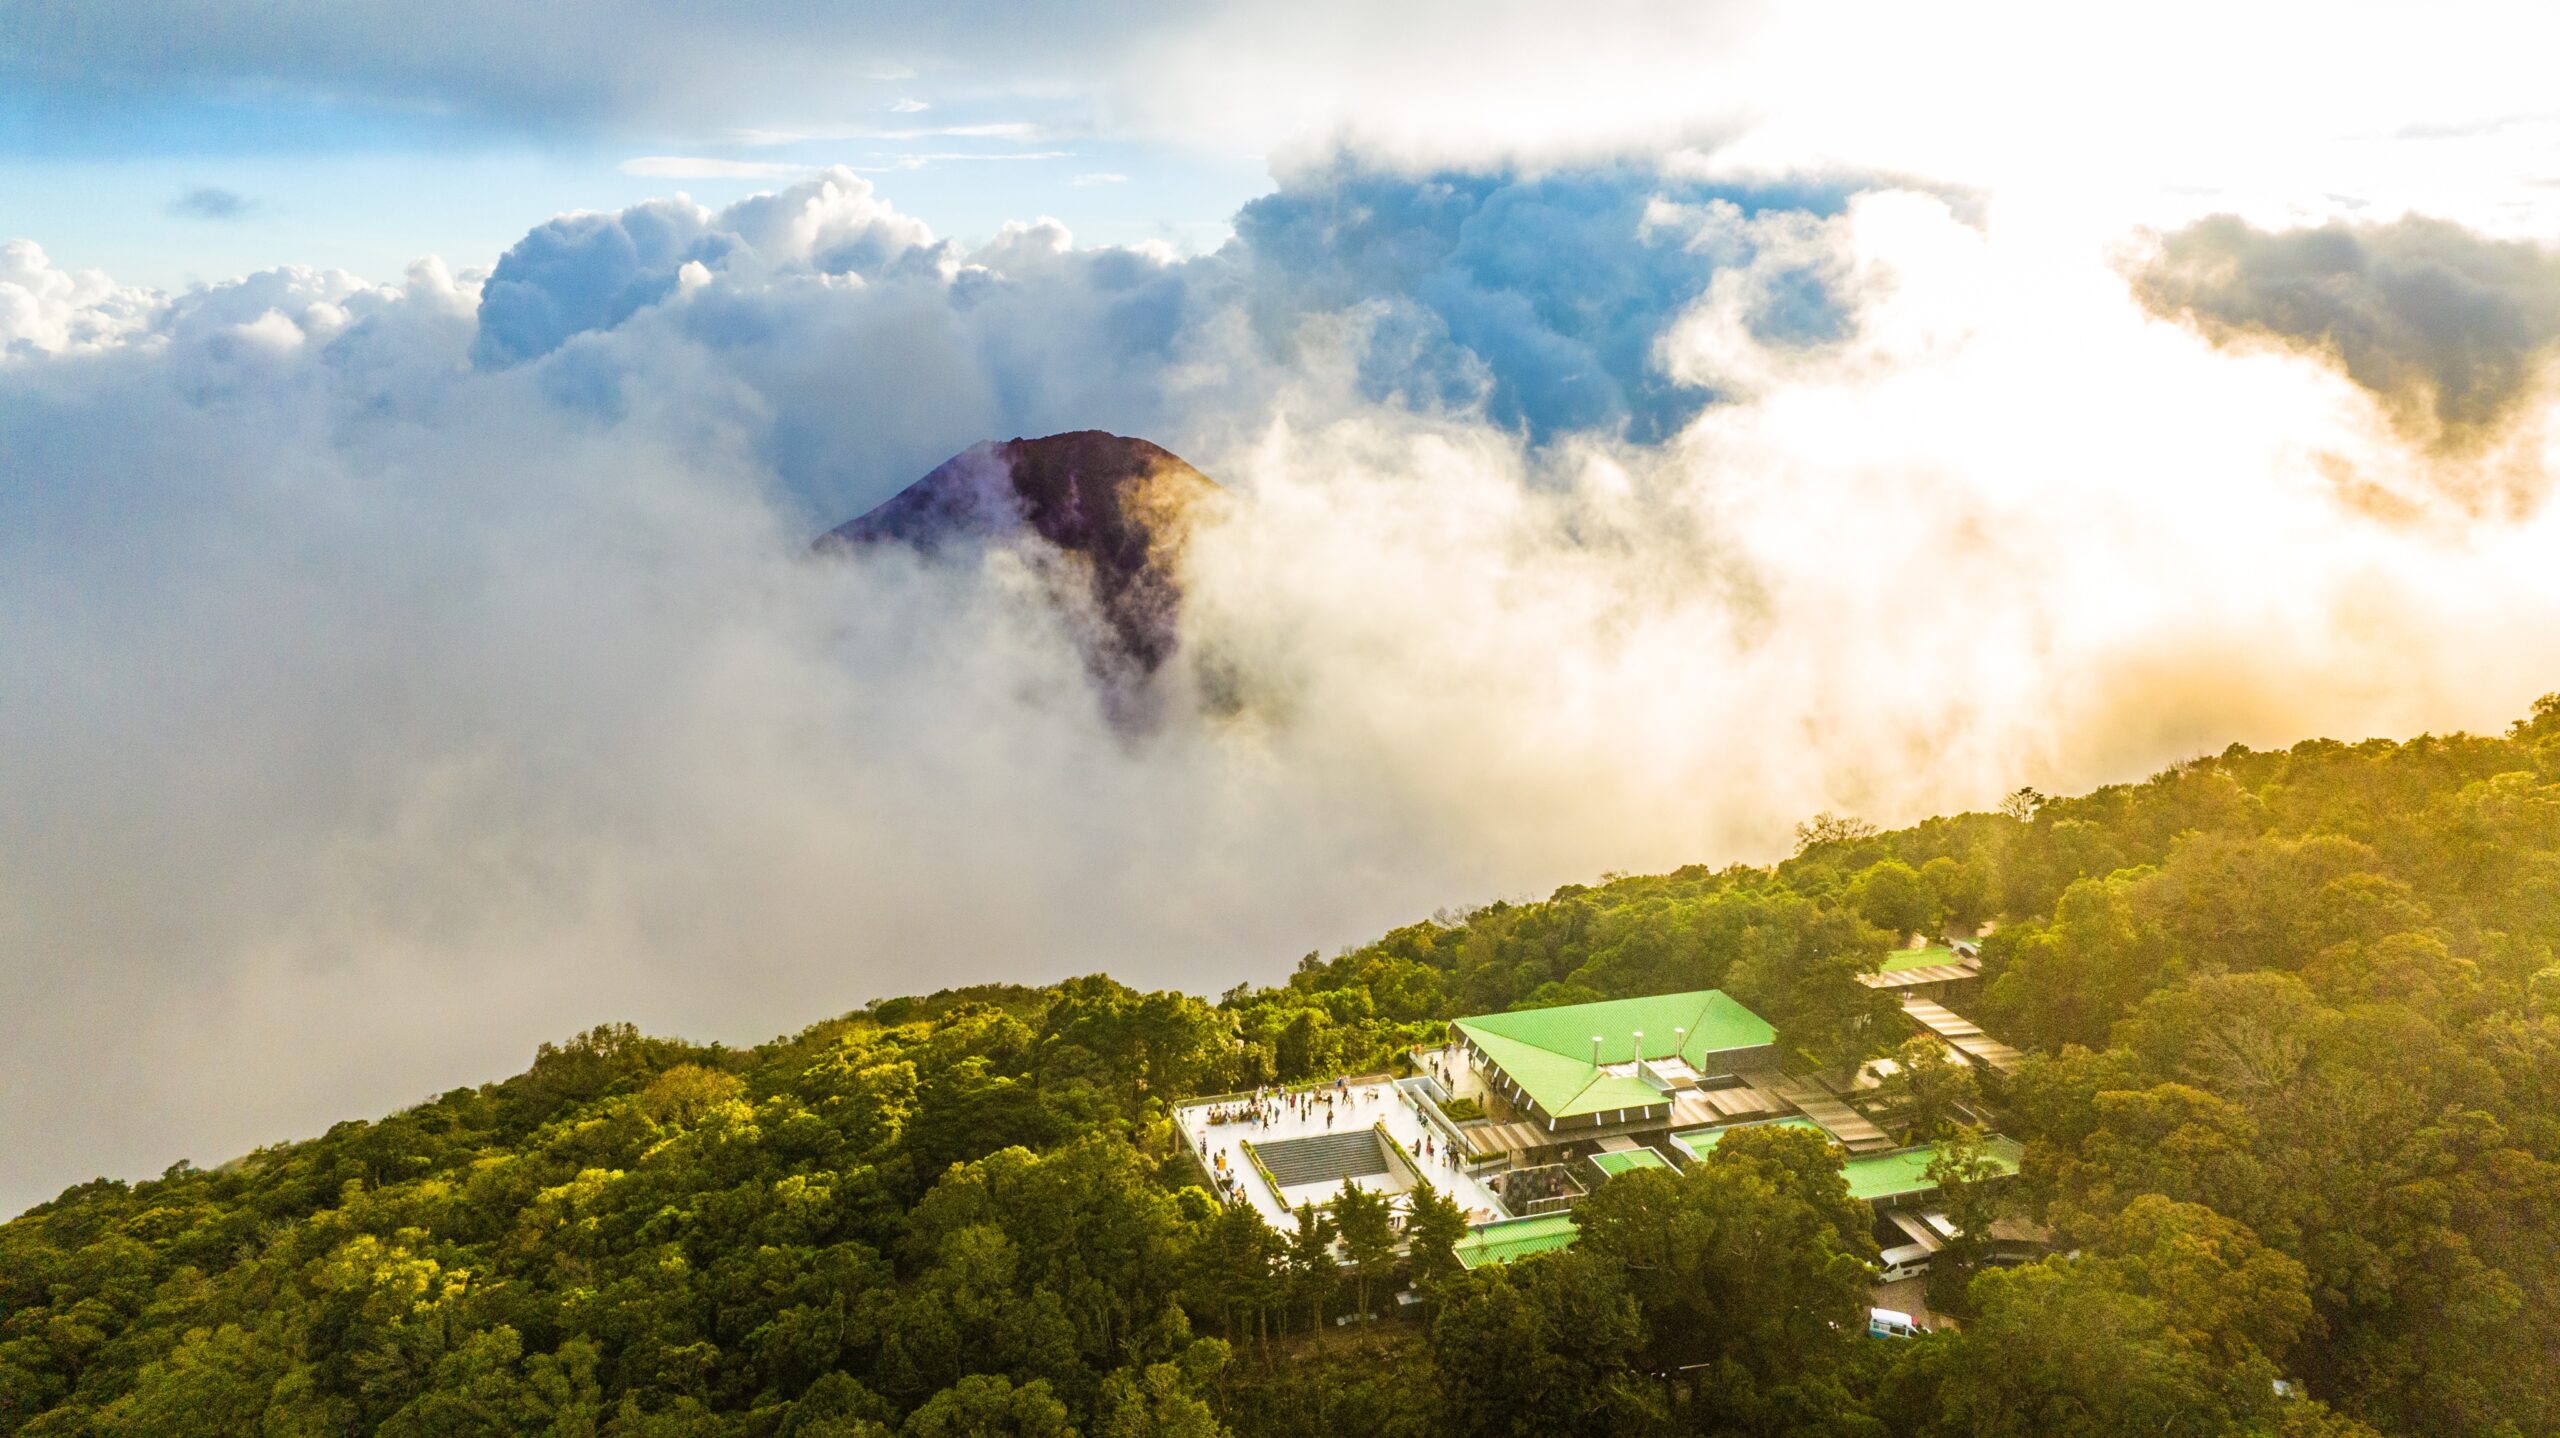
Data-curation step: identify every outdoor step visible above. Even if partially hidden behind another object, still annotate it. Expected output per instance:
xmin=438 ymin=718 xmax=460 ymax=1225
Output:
xmin=1253 ymin=1128 xmax=1393 ymax=1188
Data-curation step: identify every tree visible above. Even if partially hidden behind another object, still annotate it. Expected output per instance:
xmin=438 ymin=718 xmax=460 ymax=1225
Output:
xmin=88 ymin=1323 xmax=289 ymax=1438
xmin=1920 ymin=854 xmax=1990 ymax=931
xmin=1998 ymin=787 xmax=2045 ymax=822
xmin=1094 ymin=1353 xmax=1228 ymax=1438
xmin=899 ymin=1375 xmax=1075 ymax=1438
xmin=1915 ymin=1261 xmax=2238 ymax=1438
xmin=1731 ymin=941 xmax=1902 ymax=1076
xmin=1283 ymin=1204 xmax=1339 ymax=1336
xmin=1909 ymin=1197 xmax=2316 ymax=1438
xmin=1180 ymin=1203 xmax=1286 ymax=1345
xmin=1796 ymin=813 xmax=1881 ymax=854
xmin=1425 ymin=1253 xmax=1657 ymax=1438
xmin=1922 ymin=1126 xmax=2004 ymax=1318
xmin=1872 ymin=1034 xmax=1979 ymax=1144
xmin=1983 ymin=876 xmax=2171 ymax=1053
xmin=1329 ymin=1184 xmax=1396 ymax=1321
xmin=1851 ymin=859 xmax=1942 ymax=941
xmin=1573 ymin=1132 xmax=1875 ymax=1424
xmin=1400 ymin=1180 xmax=1470 ymax=1291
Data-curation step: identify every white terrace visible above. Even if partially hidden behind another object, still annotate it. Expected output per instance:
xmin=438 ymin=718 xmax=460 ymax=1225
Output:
xmin=1175 ymin=1076 xmax=1513 ymax=1232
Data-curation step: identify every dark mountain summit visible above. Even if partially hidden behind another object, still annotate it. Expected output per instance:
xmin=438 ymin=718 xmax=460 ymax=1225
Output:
xmin=817 ymin=431 xmax=1224 ymax=722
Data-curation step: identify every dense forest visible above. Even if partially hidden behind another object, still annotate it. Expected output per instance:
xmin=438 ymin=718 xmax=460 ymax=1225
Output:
xmin=9 ymin=698 xmax=2560 ymax=1437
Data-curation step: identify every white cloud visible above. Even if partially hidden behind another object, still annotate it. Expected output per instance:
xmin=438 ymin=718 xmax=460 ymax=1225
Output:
xmin=0 ymin=240 xmax=158 ymax=354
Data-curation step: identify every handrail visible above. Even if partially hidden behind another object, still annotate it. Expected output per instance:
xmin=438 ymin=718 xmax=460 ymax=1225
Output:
xmin=1395 ymin=1076 xmax=1473 ymax=1156
xmin=1235 ymin=1138 xmax=1287 ymax=1209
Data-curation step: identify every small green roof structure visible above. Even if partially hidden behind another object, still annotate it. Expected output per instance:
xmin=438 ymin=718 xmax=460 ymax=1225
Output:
xmin=1449 ymin=1135 xmax=2027 ymax=1269
xmin=1590 ymin=1148 xmax=1673 ymax=1178
xmin=1669 ymin=1116 xmax=1828 ymax=1162
xmin=1451 ymin=990 xmax=1778 ymax=1127
xmin=1879 ymin=945 xmax=1958 ymax=974
xmin=1839 ymin=1136 xmax=2025 ymax=1203
xmin=1452 ymin=1212 xmax=1581 ymax=1269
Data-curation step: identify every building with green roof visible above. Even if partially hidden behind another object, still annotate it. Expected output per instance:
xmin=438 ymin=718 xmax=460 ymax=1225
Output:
xmin=1449 ymin=990 xmax=1778 ymax=1139
xmin=1879 ymin=945 xmax=1959 ymax=974
xmin=1668 ymin=1115 xmax=1828 ymax=1162
xmin=1840 ymin=1136 xmax=2025 ymax=1205
xmin=1453 ymin=1137 xmax=2029 ymax=1269
xmin=1451 ymin=1212 xmax=1581 ymax=1270
xmin=1588 ymin=1147 xmax=1673 ymax=1178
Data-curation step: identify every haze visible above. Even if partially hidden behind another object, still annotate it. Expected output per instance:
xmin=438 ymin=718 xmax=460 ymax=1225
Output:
xmin=7 ymin=1 xmax=2560 ymax=1215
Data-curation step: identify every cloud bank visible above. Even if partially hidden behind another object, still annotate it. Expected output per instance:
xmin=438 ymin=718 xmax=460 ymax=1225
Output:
xmin=2132 ymin=213 xmax=2560 ymax=512
xmin=6 ymin=162 xmax=2560 ymax=1215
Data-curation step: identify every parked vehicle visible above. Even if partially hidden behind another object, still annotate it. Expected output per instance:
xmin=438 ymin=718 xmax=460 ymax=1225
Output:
xmin=1878 ymin=1242 xmax=1935 ymax=1283
xmin=1868 ymin=1307 xmax=1925 ymax=1339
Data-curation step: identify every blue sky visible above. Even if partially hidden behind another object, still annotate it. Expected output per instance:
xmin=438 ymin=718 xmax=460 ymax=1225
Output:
xmin=0 ymin=89 xmax=1267 ymax=289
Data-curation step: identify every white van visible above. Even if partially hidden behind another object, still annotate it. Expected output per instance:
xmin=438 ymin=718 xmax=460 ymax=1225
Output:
xmin=1868 ymin=1307 xmax=1925 ymax=1339
xmin=1878 ymin=1242 xmax=1936 ymax=1283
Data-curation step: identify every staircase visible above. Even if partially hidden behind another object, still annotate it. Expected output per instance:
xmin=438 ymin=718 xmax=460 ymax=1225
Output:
xmin=1255 ymin=1129 xmax=1392 ymax=1188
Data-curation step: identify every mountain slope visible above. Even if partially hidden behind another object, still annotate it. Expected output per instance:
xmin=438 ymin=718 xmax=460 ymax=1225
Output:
xmin=818 ymin=432 xmax=1223 ymax=718
xmin=7 ymin=698 xmax=2560 ymax=1436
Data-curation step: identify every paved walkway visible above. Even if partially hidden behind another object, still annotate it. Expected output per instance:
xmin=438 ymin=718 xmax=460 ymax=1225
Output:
xmin=1177 ymin=1078 xmax=1512 ymax=1232
xmin=1901 ymin=998 xmax=2024 ymax=1074
xmin=1754 ymin=1072 xmax=1897 ymax=1152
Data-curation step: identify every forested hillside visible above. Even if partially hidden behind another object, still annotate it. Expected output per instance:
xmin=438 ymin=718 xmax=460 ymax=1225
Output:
xmin=9 ymin=700 xmax=2560 ymax=1437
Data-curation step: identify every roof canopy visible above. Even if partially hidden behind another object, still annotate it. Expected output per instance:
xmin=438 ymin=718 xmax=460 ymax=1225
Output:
xmin=1591 ymin=1148 xmax=1673 ymax=1177
xmin=1453 ymin=990 xmax=1775 ymax=1120
xmin=1669 ymin=1115 xmax=1827 ymax=1161
xmin=1451 ymin=1212 xmax=1580 ymax=1269
xmin=1839 ymin=1136 xmax=2024 ymax=1202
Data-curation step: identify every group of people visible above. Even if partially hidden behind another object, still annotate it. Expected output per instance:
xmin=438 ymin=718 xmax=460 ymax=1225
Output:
xmin=1412 ymin=1128 xmax=1464 ymax=1172
xmin=1204 ymin=1145 xmax=1249 ymax=1204
xmin=1203 ymin=1077 xmax=1374 ymax=1133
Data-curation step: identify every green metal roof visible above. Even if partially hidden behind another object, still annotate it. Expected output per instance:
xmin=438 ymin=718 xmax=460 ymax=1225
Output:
xmin=1590 ymin=1148 xmax=1673 ymax=1177
xmin=1452 ymin=990 xmax=1777 ymax=1120
xmin=1880 ymin=945 xmax=1959 ymax=974
xmin=1451 ymin=1212 xmax=1581 ymax=1269
xmin=1669 ymin=1116 xmax=1828 ymax=1162
xmin=1839 ymin=1136 xmax=2024 ymax=1202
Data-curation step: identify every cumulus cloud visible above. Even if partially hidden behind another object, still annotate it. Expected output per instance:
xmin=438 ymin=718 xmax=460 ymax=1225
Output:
xmin=2131 ymin=213 xmax=2560 ymax=496
xmin=452 ymin=164 xmax=1868 ymax=516
xmin=0 ymin=240 xmax=157 ymax=354
xmin=8 ymin=159 xmax=2560 ymax=1217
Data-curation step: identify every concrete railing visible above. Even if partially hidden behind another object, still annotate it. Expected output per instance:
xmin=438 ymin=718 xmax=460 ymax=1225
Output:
xmin=1395 ymin=1076 xmax=1474 ymax=1155
xmin=1235 ymin=1138 xmax=1286 ymax=1207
